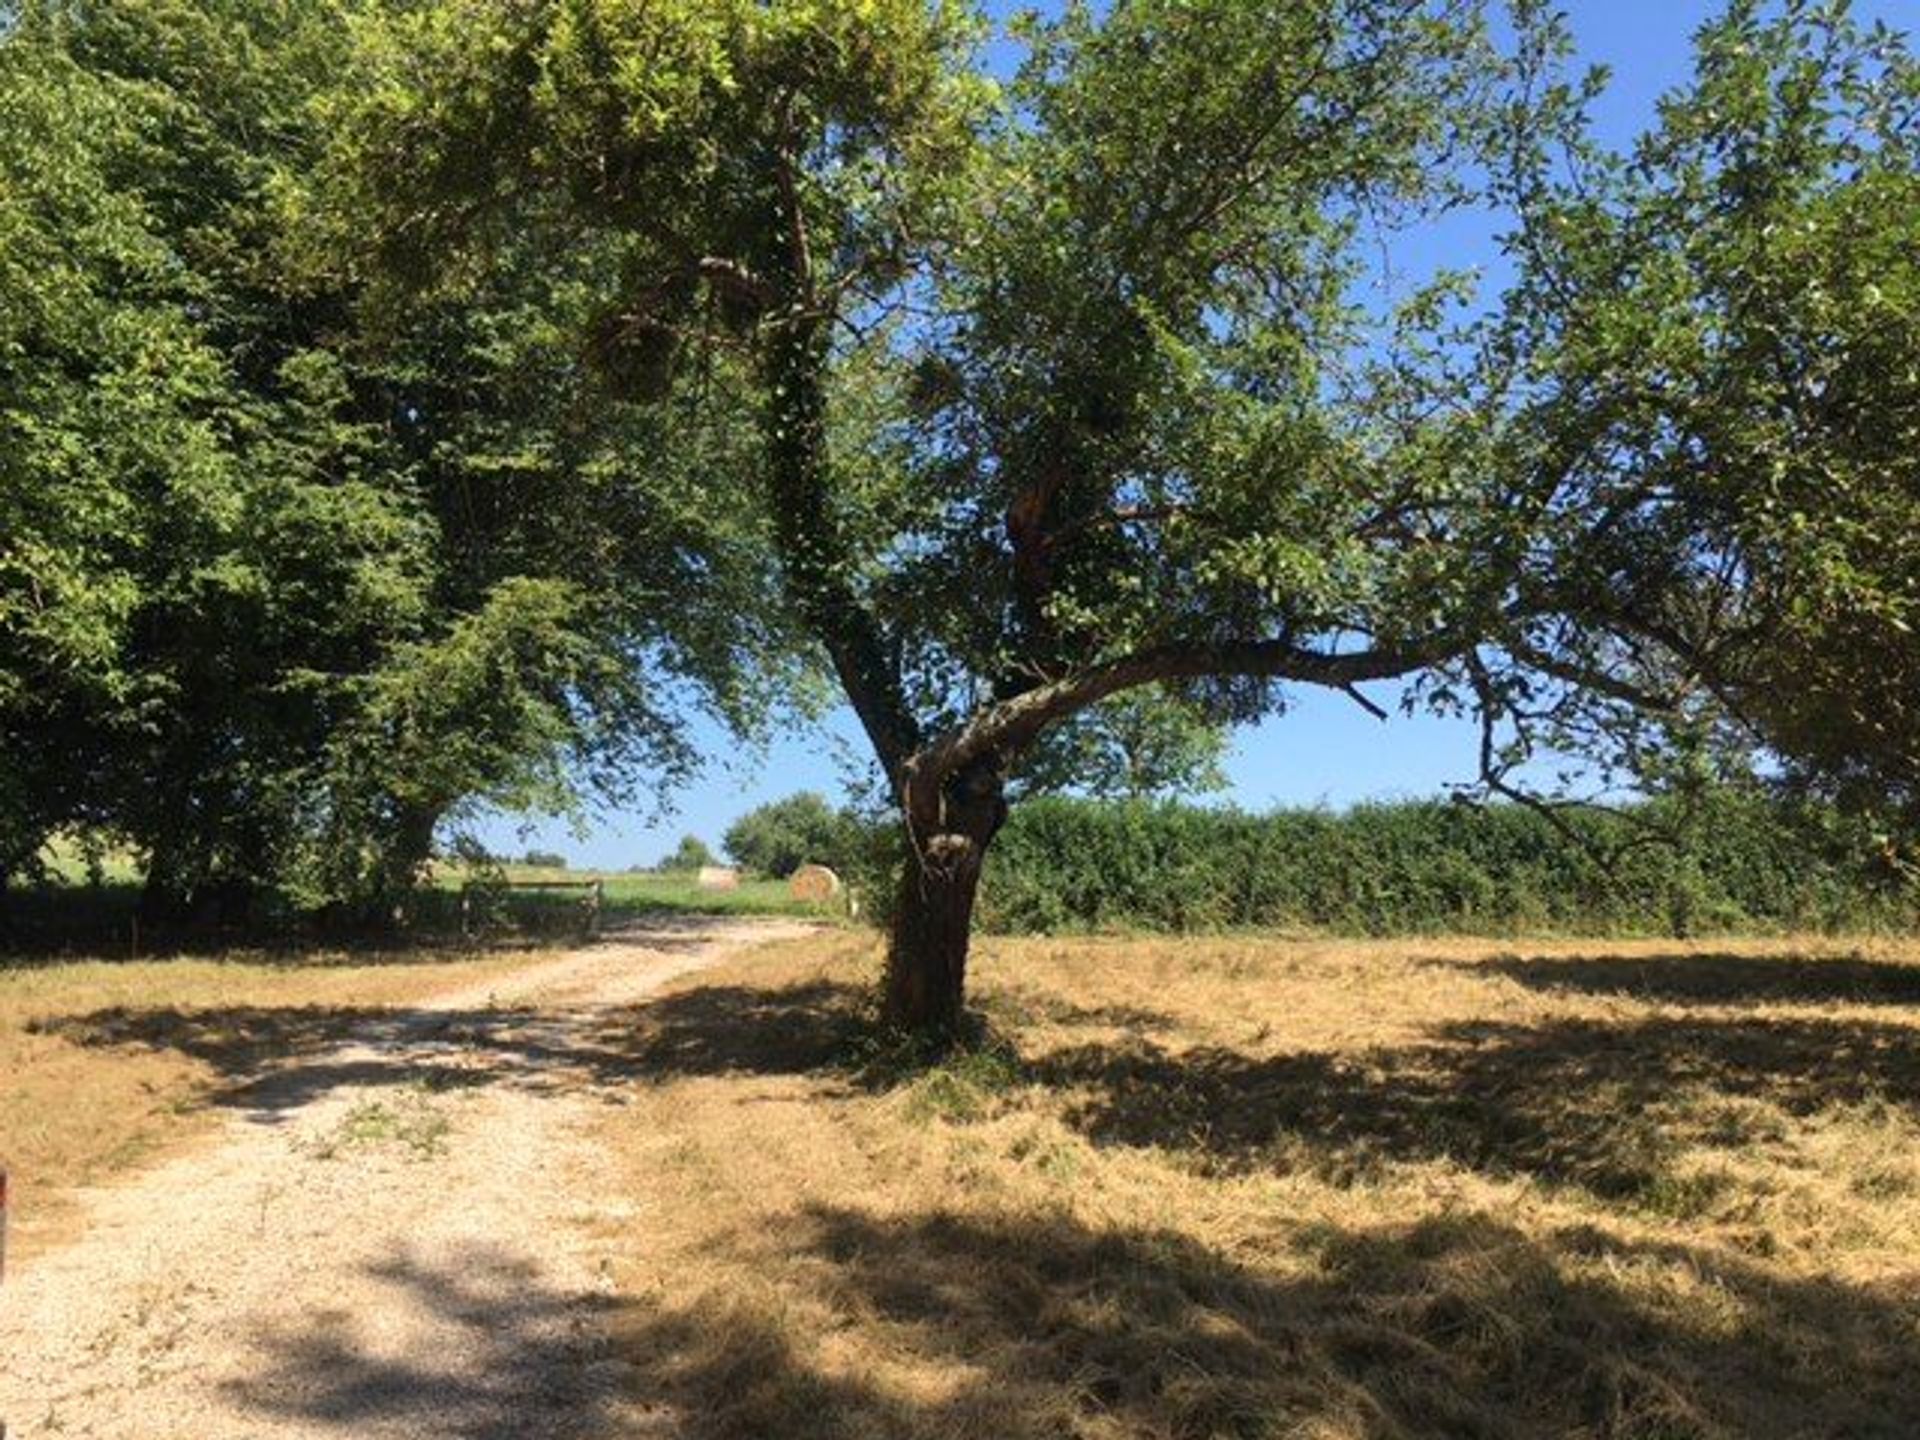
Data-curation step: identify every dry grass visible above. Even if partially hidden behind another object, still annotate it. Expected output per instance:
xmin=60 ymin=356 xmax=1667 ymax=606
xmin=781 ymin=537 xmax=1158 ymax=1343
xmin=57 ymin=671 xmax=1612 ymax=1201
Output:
xmin=0 ymin=945 xmax=528 ymax=1256
xmin=588 ymin=931 xmax=1920 ymax=1440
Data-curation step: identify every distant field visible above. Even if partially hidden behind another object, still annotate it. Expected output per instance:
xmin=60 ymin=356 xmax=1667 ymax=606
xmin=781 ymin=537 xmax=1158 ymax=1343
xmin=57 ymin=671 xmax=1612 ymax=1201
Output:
xmin=587 ymin=930 xmax=1920 ymax=1438
xmin=35 ymin=836 xmax=141 ymax=886
xmin=441 ymin=865 xmax=833 ymax=923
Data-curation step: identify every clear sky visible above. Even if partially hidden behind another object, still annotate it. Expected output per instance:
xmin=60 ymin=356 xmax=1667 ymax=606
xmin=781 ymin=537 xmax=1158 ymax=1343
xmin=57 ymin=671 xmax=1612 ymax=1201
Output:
xmin=479 ymin=0 xmax=1912 ymax=869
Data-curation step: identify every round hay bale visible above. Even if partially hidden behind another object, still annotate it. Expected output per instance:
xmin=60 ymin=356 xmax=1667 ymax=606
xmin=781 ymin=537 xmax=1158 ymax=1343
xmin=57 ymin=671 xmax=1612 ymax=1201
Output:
xmin=788 ymin=864 xmax=843 ymax=903
xmin=696 ymin=865 xmax=741 ymax=890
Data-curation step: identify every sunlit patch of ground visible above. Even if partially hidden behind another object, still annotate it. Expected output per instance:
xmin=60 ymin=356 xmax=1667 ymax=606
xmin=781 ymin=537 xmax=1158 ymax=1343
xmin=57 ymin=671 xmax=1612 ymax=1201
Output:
xmin=0 ymin=946 xmax=531 ymax=1256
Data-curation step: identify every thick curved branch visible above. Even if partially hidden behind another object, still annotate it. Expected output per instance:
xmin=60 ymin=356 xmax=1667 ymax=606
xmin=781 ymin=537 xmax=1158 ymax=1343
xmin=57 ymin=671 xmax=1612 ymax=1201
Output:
xmin=760 ymin=145 xmax=921 ymax=785
xmin=912 ymin=628 xmax=1474 ymax=801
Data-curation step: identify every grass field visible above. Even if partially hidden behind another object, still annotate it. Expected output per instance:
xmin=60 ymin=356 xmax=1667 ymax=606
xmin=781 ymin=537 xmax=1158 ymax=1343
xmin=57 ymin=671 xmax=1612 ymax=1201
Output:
xmin=586 ymin=931 xmax=1920 ymax=1439
xmin=472 ymin=865 xmax=829 ymax=920
xmin=11 ymin=925 xmax=1920 ymax=1434
xmin=0 ymin=945 xmax=530 ymax=1257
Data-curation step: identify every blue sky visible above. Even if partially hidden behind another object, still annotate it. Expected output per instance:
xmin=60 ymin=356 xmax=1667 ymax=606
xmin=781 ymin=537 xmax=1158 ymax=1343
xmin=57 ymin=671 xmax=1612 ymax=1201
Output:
xmin=479 ymin=0 xmax=1911 ymax=869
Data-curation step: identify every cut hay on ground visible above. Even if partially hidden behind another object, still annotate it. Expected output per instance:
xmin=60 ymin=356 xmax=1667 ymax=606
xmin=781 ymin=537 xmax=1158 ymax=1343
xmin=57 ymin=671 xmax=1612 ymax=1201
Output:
xmin=587 ymin=931 xmax=1920 ymax=1440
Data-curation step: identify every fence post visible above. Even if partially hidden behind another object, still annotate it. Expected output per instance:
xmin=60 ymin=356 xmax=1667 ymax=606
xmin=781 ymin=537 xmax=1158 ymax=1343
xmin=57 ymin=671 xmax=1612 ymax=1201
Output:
xmin=460 ymin=886 xmax=471 ymax=940
xmin=588 ymin=879 xmax=603 ymax=936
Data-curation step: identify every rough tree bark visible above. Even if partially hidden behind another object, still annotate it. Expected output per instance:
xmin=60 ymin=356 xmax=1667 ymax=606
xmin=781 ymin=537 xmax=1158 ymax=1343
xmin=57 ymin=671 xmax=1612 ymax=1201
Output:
xmin=339 ymin=798 xmax=443 ymax=934
xmin=883 ymin=758 xmax=1007 ymax=1036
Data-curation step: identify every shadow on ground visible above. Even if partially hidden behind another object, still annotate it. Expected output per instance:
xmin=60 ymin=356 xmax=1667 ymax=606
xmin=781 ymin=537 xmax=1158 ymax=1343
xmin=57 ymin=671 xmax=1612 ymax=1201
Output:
xmin=43 ymin=955 xmax=1920 ymax=1437
xmin=604 ymin=1204 xmax=1920 ymax=1439
xmin=1453 ymin=950 xmax=1920 ymax=1007
xmin=598 ymin=972 xmax=1920 ymax=1204
xmin=1033 ymin=1010 xmax=1920 ymax=1198
xmin=31 ymin=945 xmax=855 ymax=1121
xmin=224 ymin=1243 xmax=624 ymax=1440
xmin=216 ymin=1198 xmax=1920 ymax=1438
xmin=33 ymin=999 xmax=659 ymax=1119
xmin=0 ymin=885 xmax=734 ymax=965
xmin=55 ymin=956 xmax=1920 ymax=1200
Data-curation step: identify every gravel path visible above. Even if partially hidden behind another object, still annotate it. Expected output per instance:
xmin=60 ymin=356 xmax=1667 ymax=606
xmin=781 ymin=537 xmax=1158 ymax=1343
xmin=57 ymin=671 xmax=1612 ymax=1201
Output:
xmin=0 ymin=917 xmax=813 ymax=1439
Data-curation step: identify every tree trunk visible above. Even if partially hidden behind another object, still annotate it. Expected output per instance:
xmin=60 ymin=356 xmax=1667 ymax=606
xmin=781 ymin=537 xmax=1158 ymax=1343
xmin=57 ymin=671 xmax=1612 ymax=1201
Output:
xmin=882 ymin=759 xmax=1006 ymax=1037
xmin=331 ymin=799 xmax=442 ymax=935
xmin=378 ymin=800 xmax=441 ymax=916
xmin=138 ymin=834 xmax=194 ymax=926
xmin=884 ymin=838 xmax=987 ymax=1036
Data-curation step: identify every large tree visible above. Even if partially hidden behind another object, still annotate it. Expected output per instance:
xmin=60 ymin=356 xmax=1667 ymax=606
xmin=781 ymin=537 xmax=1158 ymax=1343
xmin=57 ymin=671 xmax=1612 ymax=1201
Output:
xmin=0 ymin=13 xmax=236 ymax=898
xmin=333 ymin=0 xmax=1917 ymax=1030
xmin=1 ymin=0 xmax=791 ymax=924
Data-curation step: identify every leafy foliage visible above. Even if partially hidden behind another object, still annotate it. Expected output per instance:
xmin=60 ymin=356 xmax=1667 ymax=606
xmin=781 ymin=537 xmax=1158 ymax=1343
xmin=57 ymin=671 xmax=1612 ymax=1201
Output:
xmin=0 ymin=0 xmax=789 ymax=924
xmin=1485 ymin=0 xmax=1920 ymax=827
xmin=0 ymin=20 xmax=231 ymax=886
xmin=1011 ymin=691 xmax=1230 ymax=801
xmin=976 ymin=793 xmax=1916 ymax=938
xmin=319 ymin=0 xmax=1920 ymax=1027
xmin=5 ymin=0 xmax=1914 ymax=1019
xmin=659 ymin=835 xmax=718 ymax=873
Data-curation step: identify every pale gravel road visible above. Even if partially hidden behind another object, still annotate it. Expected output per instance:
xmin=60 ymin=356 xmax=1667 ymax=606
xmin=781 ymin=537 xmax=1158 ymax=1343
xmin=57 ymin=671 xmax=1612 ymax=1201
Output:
xmin=0 ymin=917 xmax=813 ymax=1440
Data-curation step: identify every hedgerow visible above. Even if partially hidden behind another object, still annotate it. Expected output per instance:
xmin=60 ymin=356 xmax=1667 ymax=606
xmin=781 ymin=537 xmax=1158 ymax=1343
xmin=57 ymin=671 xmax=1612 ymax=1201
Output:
xmin=962 ymin=793 xmax=1913 ymax=937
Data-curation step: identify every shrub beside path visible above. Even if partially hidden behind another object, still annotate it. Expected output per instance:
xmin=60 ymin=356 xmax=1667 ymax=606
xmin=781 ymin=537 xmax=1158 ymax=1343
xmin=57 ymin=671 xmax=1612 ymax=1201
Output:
xmin=0 ymin=917 xmax=814 ymax=1439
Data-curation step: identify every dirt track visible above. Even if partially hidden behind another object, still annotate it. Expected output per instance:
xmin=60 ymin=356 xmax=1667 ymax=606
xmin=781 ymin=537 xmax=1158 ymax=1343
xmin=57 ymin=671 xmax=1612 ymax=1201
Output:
xmin=0 ymin=917 xmax=811 ymax=1439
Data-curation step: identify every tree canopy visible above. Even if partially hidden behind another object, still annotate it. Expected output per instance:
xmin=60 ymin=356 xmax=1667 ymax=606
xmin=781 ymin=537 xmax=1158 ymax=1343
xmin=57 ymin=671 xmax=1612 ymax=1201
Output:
xmin=303 ymin=0 xmax=1920 ymax=1028
xmin=3 ymin=0 xmax=1912 ymax=1027
xmin=724 ymin=791 xmax=867 ymax=879
xmin=0 ymin=0 xmax=791 ymax=923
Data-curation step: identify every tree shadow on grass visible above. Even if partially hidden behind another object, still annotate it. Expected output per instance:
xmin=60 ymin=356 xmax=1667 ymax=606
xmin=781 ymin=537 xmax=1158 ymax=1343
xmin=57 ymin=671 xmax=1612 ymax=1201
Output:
xmin=595 ymin=976 xmax=1183 ymax=1085
xmin=46 ymin=958 xmax=1920 ymax=1203
xmin=34 ymin=999 xmax=690 ymax=1120
xmin=593 ymin=979 xmax=875 ymax=1083
xmin=612 ymin=1203 xmax=1920 ymax=1440
xmin=212 ymin=1185 xmax=1920 ymax=1439
xmin=32 ymin=1004 xmax=423 ymax=1073
xmin=27 ymin=923 xmax=826 ymax=1118
xmin=36 ymin=956 xmax=868 ymax=1126
xmin=224 ymin=1243 xmax=625 ymax=1439
xmin=588 ymin=973 xmax=1920 ymax=1204
xmin=1454 ymin=951 xmax=1920 ymax=1007
xmin=1036 ymin=1012 xmax=1920 ymax=1200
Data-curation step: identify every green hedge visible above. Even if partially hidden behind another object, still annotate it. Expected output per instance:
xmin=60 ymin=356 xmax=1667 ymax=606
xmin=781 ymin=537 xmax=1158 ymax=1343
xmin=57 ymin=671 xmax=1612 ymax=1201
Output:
xmin=971 ymin=794 xmax=1916 ymax=937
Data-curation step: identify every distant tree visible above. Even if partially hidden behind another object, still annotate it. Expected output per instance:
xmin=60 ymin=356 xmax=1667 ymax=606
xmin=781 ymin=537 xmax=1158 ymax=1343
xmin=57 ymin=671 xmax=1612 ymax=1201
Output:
xmin=659 ymin=835 xmax=717 ymax=873
xmin=520 ymin=850 xmax=568 ymax=870
xmin=724 ymin=793 xmax=863 ymax=879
